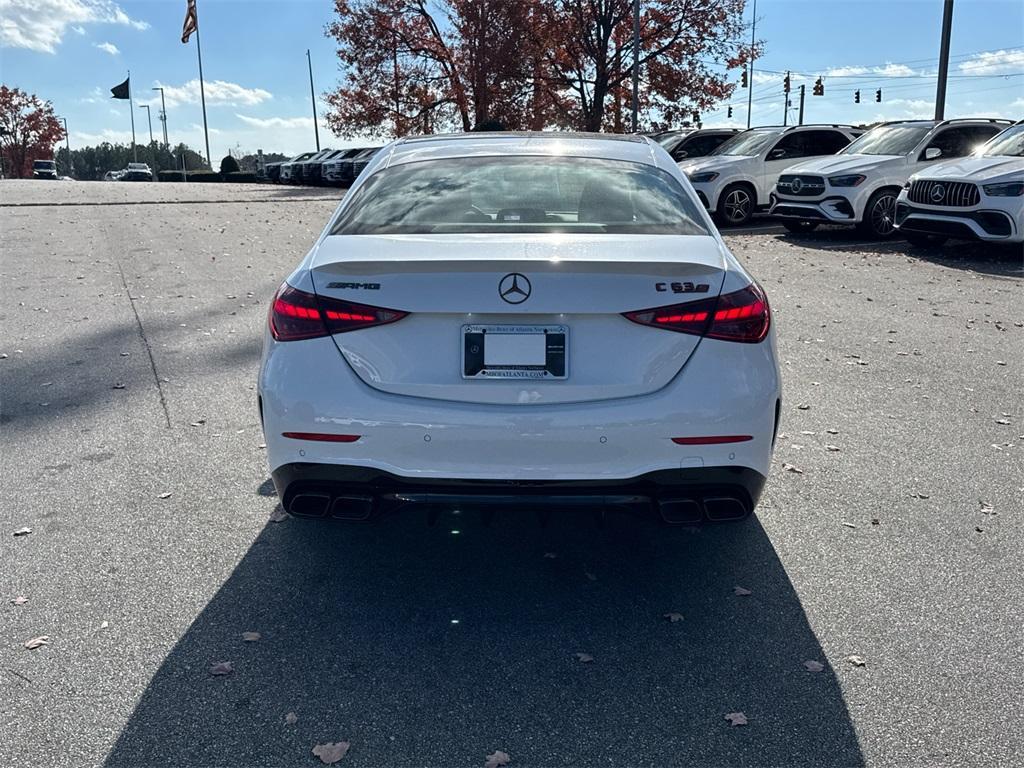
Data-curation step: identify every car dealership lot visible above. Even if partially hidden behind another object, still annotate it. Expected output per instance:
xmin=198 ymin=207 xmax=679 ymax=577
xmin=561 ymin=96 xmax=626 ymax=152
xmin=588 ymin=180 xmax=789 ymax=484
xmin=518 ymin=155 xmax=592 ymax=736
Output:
xmin=2 ymin=180 xmax=1021 ymax=768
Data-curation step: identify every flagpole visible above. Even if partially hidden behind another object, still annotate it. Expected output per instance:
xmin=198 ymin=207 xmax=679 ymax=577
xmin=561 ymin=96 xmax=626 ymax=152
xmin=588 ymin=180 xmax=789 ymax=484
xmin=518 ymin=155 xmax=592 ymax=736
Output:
xmin=128 ymin=70 xmax=137 ymax=161
xmin=194 ymin=1 xmax=212 ymax=168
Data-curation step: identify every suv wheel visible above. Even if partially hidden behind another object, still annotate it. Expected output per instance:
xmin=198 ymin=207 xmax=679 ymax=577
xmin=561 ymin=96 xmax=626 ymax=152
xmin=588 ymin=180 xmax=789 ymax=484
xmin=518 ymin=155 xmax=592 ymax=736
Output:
xmin=782 ymin=220 xmax=820 ymax=234
xmin=904 ymin=231 xmax=948 ymax=248
xmin=858 ymin=189 xmax=899 ymax=238
xmin=717 ymin=184 xmax=755 ymax=226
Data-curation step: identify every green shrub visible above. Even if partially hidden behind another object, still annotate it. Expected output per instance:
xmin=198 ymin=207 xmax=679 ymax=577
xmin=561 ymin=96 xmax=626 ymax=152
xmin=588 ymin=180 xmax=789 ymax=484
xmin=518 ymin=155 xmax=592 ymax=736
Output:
xmin=219 ymin=155 xmax=241 ymax=174
xmin=222 ymin=172 xmax=258 ymax=183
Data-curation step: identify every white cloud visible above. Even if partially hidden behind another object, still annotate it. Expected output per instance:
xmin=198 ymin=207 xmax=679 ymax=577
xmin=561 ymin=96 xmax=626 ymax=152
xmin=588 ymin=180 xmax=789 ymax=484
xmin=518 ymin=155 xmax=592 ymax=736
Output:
xmin=78 ymin=85 xmax=105 ymax=103
xmin=72 ymin=25 xmax=85 ymax=34
xmin=826 ymin=63 xmax=923 ymax=78
xmin=94 ymin=41 xmax=118 ymax=55
xmin=958 ymin=49 xmax=1024 ymax=75
xmin=235 ymin=114 xmax=313 ymax=130
xmin=1011 ymin=97 xmax=1024 ymax=110
xmin=146 ymin=79 xmax=273 ymax=108
xmin=0 ymin=0 xmax=149 ymax=53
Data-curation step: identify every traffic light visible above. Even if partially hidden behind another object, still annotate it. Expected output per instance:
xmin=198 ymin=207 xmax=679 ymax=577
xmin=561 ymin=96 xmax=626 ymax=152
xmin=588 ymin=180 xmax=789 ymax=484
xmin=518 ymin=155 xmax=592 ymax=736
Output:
xmin=692 ymin=110 xmax=700 ymax=124
xmin=783 ymin=71 xmax=791 ymax=93
xmin=813 ymin=77 xmax=824 ymax=96
xmin=854 ymin=90 xmax=861 ymax=103
xmin=741 ymin=67 xmax=748 ymax=88
xmin=727 ymin=106 xmax=733 ymax=118
xmin=875 ymin=88 xmax=882 ymax=102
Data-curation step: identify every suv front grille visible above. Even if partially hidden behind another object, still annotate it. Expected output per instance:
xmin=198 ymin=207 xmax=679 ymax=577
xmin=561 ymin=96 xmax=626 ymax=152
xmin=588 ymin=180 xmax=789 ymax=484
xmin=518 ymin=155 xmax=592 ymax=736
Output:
xmin=777 ymin=175 xmax=826 ymax=197
xmin=908 ymin=179 xmax=979 ymax=207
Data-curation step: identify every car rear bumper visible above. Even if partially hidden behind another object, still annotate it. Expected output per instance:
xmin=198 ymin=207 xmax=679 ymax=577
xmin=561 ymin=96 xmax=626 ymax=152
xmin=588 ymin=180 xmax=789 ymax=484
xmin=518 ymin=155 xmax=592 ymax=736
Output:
xmin=271 ymin=462 xmax=767 ymax=523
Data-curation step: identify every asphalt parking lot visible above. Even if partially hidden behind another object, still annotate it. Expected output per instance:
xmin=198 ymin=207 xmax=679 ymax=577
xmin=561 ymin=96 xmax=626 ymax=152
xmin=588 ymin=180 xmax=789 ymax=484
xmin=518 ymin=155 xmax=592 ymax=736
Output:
xmin=2 ymin=180 xmax=1022 ymax=768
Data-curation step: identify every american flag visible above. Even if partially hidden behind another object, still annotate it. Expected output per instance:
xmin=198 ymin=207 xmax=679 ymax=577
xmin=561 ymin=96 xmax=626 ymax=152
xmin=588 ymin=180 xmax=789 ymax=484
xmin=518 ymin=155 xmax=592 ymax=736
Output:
xmin=181 ymin=0 xmax=198 ymax=44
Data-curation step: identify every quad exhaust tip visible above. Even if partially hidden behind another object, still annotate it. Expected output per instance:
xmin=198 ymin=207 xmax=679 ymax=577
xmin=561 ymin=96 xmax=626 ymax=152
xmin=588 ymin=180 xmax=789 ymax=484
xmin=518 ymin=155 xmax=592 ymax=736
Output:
xmin=659 ymin=496 xmax=749 ymax=524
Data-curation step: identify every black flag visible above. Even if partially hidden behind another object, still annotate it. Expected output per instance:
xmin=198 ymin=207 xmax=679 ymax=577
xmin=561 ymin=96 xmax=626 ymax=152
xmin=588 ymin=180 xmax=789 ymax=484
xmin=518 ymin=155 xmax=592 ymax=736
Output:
xmin=111 ymin=77 xmax=130 ymax=100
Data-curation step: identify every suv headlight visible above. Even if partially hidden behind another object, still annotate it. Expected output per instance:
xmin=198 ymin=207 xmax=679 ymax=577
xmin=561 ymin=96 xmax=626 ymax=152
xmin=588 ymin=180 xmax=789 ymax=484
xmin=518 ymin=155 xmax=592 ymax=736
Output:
xmin=827 ymin=174 xmax=866 ymax=187
xmin=982 ymin=181 xmax=1024 ymax=197
xmin=688 ymin=171 xmax=719 ymax=183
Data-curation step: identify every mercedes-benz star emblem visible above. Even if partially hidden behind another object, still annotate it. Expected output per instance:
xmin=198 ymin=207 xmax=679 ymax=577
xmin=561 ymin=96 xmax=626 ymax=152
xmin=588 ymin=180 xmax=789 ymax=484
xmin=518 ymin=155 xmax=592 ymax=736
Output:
xmin=499 ymin=273 xmax=531 ymax=304
xmin=930 ymin=184 xmax=946 ymax=203
xmin=791 ymin=177 xmax=803 ymax=193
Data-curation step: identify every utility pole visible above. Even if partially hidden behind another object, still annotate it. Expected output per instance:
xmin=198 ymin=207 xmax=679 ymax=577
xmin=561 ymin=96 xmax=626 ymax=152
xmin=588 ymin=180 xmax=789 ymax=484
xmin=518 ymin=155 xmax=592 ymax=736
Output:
xmin=798 ymin=84 xmax=805 ymax=125
xmin=61 ymin=117 xmax=71 ymax=176
xmin=631 ymin=0 xmax=640 ymax=132
xmin=746 ymin=0 xmax=757 ymax=129
xmin=140 ymin=104 xmax=154 ymax=144
xmin=152 ymin=87 xmax=169 ymax=146
xmin=935 ymin=0 xmax=954 ymax=120
xmin=307 ymin=49 xmax=320 ymax=151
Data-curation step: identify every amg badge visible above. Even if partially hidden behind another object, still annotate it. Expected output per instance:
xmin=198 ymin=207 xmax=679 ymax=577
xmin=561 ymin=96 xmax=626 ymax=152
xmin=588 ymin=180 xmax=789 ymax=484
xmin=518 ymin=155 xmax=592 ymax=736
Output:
xmin=326 ymin=281 xmax=381 ymax=290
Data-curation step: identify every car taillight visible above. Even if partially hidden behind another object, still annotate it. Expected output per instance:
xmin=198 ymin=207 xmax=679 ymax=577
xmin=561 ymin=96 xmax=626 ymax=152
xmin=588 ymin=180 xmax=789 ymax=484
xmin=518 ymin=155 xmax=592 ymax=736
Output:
xmin=622 ymin=283 xmax=770 ymax=343
xmin=269 ymin=283 xmax=407 ymax=341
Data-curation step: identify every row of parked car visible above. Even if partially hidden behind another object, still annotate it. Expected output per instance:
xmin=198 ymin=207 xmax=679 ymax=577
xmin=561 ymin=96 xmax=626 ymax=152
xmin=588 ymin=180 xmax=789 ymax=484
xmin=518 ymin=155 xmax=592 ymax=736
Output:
xmin=259 ymin=146 xmax=381 ymax=186
xmin=657 ymin=117 xmax=1022 ymax=245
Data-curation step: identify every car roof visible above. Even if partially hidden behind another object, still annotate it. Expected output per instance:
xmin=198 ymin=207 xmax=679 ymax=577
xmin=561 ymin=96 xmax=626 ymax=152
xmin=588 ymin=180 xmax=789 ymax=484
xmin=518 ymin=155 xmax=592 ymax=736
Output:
xmin=386 ymin=131 xmax=658 ymax=167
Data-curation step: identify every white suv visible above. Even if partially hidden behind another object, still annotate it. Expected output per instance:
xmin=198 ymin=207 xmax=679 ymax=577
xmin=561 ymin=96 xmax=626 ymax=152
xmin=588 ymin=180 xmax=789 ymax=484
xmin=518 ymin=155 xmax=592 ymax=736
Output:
xmin=895 ymin=120 xmax=1024 ymax=246
xmin=771 ymin=119 xmax=1010 ymax=237
xmin=677 ymin=124 xmax=860 ymax=226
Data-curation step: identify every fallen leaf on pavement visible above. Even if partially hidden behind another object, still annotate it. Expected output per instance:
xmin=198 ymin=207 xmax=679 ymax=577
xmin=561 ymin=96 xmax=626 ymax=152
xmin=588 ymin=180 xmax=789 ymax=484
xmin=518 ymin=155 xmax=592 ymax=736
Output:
xmin=782 ymin=463 xmax=804 ymax=474
xmin=804 ymin=660 xmax=825 ymax=672
xmin=979 ymin=501 xmax=995 ymax=514
xmin=24 ymin=635 xmax=50 ymax=650
xmin=158 ymin=492 xmax=172 ymax=499
xmin=12 ymin=596 xmax=29 ymax=605
xmin=796 ymin=404 xmax=811 ymax=410
xmin=663 ymin=612 xmax=684 ymax=622
xmin=909 ymin=492 xmax=930 ymax=499
xmin=826 ymin=428 xmax=840 ymax=434
xmin=269 ymin=506 xmax=289 ymax=523
xmin=112 ymin=383 xmax=126 ymax=390
xmin=285 ymin=712 xmax=298 ymax=725
xmin=871 ymin=519 xmax=880 ymax=525
xmin=312 ymin=742 xmax=350 ymax=764
xmin=210 ymin=661 xmax=234 ymax=676
xmin=825 ymin=444 xmax=841 ymax=452
xmin=13 ymin=527 xmax=33 ymax=536
xmin=995 ymin=418 xmax=1010 ymax=425
xmin=485 ymin=750 xmax=511 ymax=768
xmin=846 ymin=655 xmax=866 ymax=667
xmin=242 ymin=631 xmax=261 ymax=642
xmin=724 ymin=712 xmax=748 ymax=726
xmin=574 ymin=653 xmax=594 ymax=663
xmin=841 ymin=522 xmax=857 ymax=529
xmin=734 ymin=586 xmax=752 ymax=596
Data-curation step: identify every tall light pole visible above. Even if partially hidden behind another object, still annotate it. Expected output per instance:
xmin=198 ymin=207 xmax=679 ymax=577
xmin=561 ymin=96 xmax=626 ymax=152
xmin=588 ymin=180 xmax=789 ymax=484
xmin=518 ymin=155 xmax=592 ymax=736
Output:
xmin=61 ymin=117 xmax=71 ymax=176
xmin=139 ymin=104 xmax=154 ymax=144
xmin=746 ymin=0 xmax=757 ymax=128
xmin=631 ymin=0 xmax=640 ymax=132
xmin=307 ymin=49 xmax=320 ymax=151
xmin=152 ymin=87 xmax=169 ymax=146
xmin=935 ymin=0 xmax=955 ymax=120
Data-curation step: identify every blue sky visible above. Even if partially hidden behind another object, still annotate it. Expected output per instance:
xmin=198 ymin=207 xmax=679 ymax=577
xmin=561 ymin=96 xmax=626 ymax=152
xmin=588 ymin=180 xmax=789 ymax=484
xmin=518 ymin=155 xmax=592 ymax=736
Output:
xmin=1 ymin=0 xmax=1021 ymax=161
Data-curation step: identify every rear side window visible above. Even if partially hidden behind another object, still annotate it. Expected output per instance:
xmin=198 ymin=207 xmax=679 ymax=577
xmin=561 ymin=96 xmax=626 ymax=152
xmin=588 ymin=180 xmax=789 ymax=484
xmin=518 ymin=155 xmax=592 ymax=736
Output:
xmin=330 ymin=156 xmax=709 ymax=236
xmin=679 ymin=134 xmax=731 ymax=157
xmin=802 ymin=130 xmax=852 ymax=155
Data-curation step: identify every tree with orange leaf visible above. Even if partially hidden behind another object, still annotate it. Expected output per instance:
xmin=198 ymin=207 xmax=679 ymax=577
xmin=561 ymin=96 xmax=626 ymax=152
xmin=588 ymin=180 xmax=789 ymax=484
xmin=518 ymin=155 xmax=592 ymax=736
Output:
xmin=0 ymin=85 xmax=65 ymax=178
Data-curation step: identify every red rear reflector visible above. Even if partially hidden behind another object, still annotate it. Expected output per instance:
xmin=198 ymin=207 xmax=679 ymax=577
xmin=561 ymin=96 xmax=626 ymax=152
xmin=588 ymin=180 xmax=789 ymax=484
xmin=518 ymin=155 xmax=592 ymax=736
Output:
xmin=622 ymin=283 xmax=770 ymax=343
xmin=282 ymin=432 xmax=361 ymax=443
xmin=269 ymin=282 xmax=407 ymax=341
xmin=671 ymin=435 xmax=753 ymax=445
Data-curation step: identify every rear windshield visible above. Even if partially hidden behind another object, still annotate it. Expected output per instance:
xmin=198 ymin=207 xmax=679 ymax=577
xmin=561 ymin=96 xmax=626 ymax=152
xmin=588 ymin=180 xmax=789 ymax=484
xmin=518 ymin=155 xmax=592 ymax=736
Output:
xmin=329 ymin=156 xmax=709 ymax=236
xmin=34 ymin=160 xmax=56 ymax=168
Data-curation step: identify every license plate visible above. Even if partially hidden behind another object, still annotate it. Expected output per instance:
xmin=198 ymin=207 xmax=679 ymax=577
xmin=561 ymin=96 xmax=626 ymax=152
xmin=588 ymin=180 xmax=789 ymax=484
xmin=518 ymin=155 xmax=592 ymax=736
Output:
xmin=462 ymin=325 xmax=567 ymax=380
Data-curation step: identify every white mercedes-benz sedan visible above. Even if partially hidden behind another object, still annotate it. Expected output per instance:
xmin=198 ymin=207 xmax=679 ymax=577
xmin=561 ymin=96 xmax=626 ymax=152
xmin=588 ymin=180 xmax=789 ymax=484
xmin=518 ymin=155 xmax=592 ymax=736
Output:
xmin=258 ymin=132 xmax=781 ymax=525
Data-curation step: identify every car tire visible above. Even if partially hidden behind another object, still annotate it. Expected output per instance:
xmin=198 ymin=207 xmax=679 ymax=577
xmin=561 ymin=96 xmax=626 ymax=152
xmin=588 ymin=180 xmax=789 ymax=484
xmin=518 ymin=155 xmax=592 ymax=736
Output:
xmin=782 ymin=220 xmax=820 ymax=234
xmin=857 ymin=189 xmax=900 ymax=238
xmin=716 ymin=183 xmax=756 ymax=227
xmin=904 ymin=231 xmax=948 ymax=248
